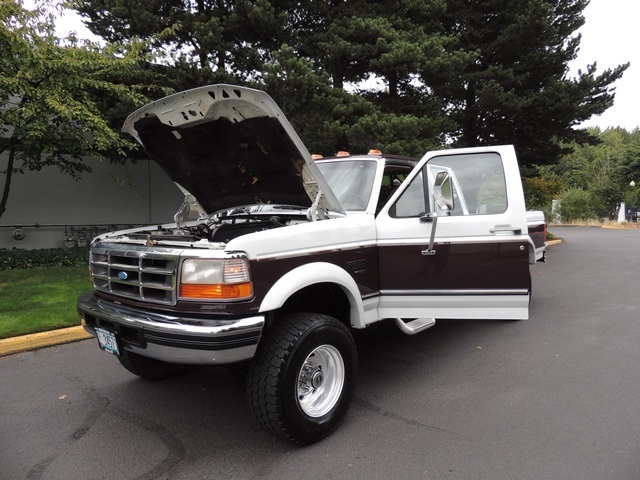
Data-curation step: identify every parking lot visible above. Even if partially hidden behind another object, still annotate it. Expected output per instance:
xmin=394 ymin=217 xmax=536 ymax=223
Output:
xmin=2 ymin=226 xmax=640 ymax=480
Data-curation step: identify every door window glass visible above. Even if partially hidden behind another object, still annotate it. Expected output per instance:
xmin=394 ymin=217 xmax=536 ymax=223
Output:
xmin=376 ymin=166 xmax=412 ymax=214
xmin=428 ymin=153 xmax=507 ymax=215
xmin=389 ymin=170 xmax=426 ymax=218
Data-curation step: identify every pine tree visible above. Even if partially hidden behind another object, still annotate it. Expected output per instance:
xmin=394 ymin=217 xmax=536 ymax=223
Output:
xmin=294 ymin=0 xmax=455 ymax=154
xmin=71 ymin=0 xmax=293 ymax=87
xmin=434 ymin=0 xmax=629 ymax=168
xmin=70 ymin=0 xmax=629 ymax=165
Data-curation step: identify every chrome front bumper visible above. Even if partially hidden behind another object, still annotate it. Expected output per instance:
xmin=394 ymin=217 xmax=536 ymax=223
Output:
xmin=77 ymin=292 xmax=264 ymax=365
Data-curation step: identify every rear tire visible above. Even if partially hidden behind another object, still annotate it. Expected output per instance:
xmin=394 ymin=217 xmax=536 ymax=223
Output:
xmin=118 ymin=350 xmax=188 ymax=381
xmin=246 ymin=312 xmax=358 ymax=444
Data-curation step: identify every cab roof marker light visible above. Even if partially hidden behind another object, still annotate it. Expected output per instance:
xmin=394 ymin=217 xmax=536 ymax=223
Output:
xmin=336 ymin=151 xmax=350 ymax=156
xmin=368 ymin=149 xmax=382 ymax=155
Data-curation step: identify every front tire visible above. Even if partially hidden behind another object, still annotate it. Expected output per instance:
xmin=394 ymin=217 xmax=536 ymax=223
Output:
xmin=118 ymin=349 xmax=188 ymax=381
xmin=246 ymin=312 xmax=358 ymax=444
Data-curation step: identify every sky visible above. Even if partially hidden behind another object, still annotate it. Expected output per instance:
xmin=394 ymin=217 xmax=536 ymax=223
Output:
xmin=31 ymin=0 xmax=640 ymax=131
xmin=568 ymin=0 xmax=639 ymax=131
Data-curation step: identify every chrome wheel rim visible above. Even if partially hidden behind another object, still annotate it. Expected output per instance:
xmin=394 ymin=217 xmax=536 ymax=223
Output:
xmin=296 ymin=344 xmax=345 ymax=418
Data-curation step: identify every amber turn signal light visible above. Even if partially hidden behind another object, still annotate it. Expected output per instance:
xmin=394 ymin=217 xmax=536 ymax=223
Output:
xmin=179 ymin=282 xmax=253 ymax=300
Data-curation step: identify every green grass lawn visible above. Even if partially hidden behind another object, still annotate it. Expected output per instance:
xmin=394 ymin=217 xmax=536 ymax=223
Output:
xmin=0 ymin=265 xmax=92 ymax=339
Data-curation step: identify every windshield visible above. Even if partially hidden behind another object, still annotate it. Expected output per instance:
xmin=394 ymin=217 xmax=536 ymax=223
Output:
xmin=316 ymin=160 xmax=377 ymax=210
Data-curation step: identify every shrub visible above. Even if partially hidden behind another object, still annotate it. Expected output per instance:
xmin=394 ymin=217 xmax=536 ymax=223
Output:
xmin=523 ymin=176 xmax=563 ymax=211
xmin=523 ymin=176 xmax=563 ymax=224
xmin=558 ymin=188 xmax=599 ymax=222
xmin=0 ymin=248 xmax=89 ymax=270
xmin=625 ymin=187 xmax=640 ymax=209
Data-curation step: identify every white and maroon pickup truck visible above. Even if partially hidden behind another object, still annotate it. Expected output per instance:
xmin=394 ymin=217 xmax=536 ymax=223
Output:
xmin=77 ymin=84 xmax=546 ymax=444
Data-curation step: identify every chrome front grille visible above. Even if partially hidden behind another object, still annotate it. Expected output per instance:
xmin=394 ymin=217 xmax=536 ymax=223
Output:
xmin=90 ymin=245 xmax=178 ymax=305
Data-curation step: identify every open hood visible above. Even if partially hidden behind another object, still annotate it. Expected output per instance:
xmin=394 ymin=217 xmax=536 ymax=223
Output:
xmin=122 ymin=84 xmax=343 ymax=216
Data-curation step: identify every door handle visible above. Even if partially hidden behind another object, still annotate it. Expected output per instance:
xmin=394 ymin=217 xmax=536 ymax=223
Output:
xmin=490 ymin=225 xmax=522 ymax=235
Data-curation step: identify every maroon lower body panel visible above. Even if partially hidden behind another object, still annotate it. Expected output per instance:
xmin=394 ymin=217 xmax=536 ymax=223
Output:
xmin=378 ymin=241 xmax=531 ymax=292
xmin=528 ymin=223 xmax=546 ymax=250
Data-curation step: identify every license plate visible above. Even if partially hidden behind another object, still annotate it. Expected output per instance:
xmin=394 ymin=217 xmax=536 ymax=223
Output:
xmin=95 ymin=327 xmax=120 ymax=356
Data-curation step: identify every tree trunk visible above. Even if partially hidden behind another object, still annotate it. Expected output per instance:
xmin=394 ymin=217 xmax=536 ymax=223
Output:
xmin=332 ymin=72 xmax=343 ymax=90
xmin=388 ymin=71 xmax=398 ymax=98
xmin=0 ymin=141 xmax=16 ymax=220
xmin=461 ymin=83 xmax=478 ymax=146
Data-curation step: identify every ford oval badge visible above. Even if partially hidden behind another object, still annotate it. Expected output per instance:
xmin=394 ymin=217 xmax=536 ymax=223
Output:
xmin=117 ymin=271 xmax=128 ymax=280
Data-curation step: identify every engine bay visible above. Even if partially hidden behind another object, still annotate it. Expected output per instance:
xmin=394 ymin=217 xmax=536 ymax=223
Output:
xmin=113 ymin=206 xmax=309 ymax=245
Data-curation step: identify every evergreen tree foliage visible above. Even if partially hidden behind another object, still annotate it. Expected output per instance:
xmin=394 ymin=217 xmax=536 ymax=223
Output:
xmin=70 ymin=0 xmax=294 ymax=86
xmin=435 ymin=0 xmax=628 ymax=169
xmin=297 ymin=0 xmax=458 ymax=155
xmin=68 ymin=0 xmax=629 ymax=166
xmin=260 ymin=45 xmax=447 ymax=156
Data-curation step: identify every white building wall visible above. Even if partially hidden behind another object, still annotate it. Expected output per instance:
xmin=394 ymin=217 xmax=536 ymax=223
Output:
xmin=0 ymin=156 xmax=184 ymax=249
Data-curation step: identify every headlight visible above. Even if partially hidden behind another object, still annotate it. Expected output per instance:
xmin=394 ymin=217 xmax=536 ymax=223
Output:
xmin=179 ymin=257 xmax=253 ymax=300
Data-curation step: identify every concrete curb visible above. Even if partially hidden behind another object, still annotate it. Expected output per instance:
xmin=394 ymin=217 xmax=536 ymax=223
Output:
xmin=0 ymin=326 xmax=92 ymax=357
xmin=601 ymin=225 xmax=640 ymax=229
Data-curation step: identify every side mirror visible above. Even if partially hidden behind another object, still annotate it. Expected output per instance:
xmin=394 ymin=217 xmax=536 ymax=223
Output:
xmin=433 ymin=171 xmax=454 ymax=213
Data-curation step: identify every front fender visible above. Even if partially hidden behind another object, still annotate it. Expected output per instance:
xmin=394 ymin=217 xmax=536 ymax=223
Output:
xmin=258 ymin=262 xmax=366 ymax=328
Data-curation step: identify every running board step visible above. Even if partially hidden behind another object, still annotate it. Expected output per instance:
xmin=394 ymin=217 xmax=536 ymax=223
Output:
xmin=394 ymin=318 xmax=436 ymax=335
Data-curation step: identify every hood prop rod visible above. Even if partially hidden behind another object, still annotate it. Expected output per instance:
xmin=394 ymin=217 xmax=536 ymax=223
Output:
xmin=307 ymin=191 xmax=327 ymax=222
